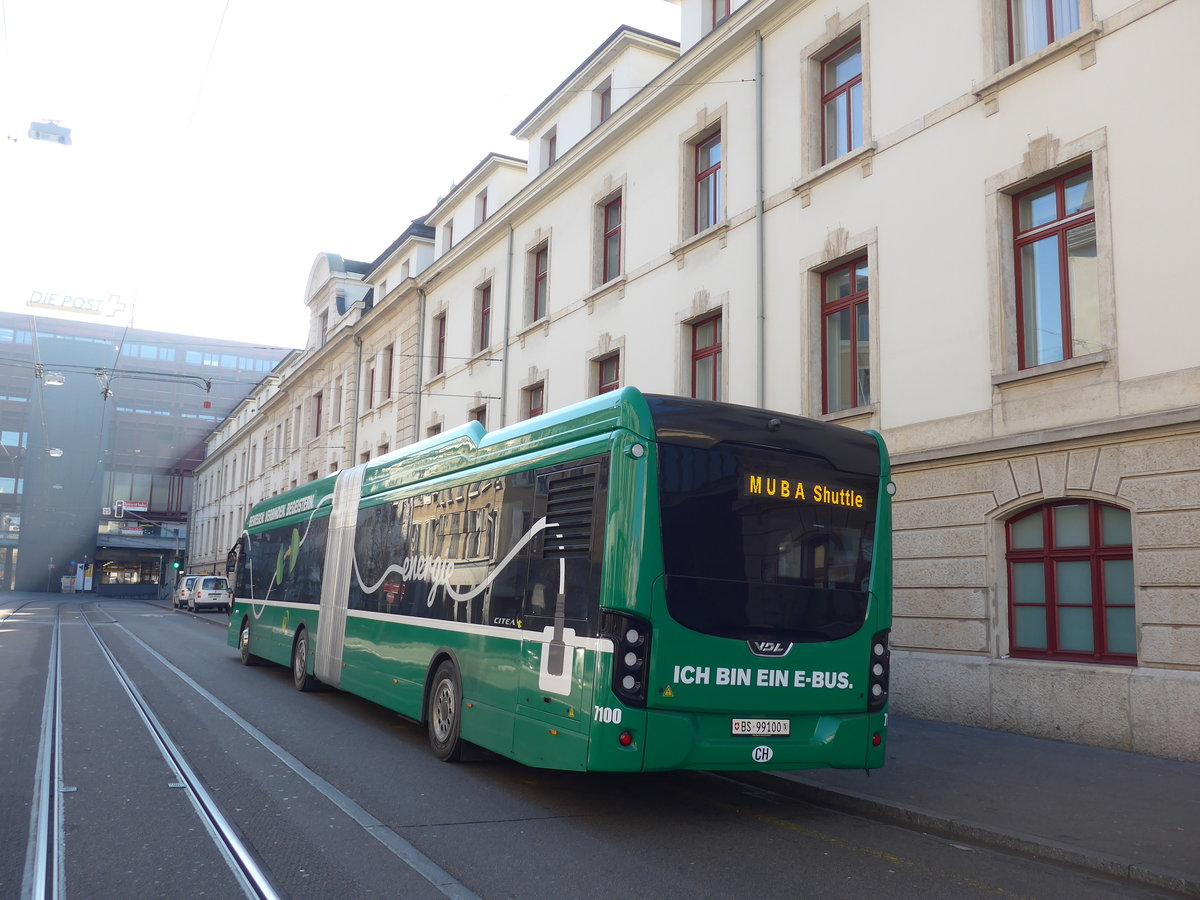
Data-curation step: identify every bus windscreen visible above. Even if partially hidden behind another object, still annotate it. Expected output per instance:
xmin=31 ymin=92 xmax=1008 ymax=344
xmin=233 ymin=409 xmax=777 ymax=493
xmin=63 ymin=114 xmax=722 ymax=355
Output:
xmin=657 ymin=441 xmax=879 ymax=643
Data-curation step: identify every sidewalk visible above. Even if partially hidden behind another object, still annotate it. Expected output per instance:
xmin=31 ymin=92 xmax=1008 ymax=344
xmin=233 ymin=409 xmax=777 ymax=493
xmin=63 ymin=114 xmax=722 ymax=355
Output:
xmin=751 ymin=716 xmax=1200 ymax=895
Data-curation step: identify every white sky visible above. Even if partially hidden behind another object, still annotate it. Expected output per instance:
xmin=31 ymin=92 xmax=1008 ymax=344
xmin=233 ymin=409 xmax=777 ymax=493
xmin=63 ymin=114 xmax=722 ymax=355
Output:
xmin=0 ymin=0 xmax=681 ymax=350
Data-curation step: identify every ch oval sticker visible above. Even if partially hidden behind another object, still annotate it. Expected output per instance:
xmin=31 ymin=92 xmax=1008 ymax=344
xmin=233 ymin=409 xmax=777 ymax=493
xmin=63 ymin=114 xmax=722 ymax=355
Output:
xmin=752 ymin=745 xmax=774 ymax=763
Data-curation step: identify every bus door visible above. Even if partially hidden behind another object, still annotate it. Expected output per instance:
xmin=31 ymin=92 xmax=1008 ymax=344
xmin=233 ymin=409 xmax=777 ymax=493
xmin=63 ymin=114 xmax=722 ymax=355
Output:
xmin=515 ymin=461 xmax=607 ymax=764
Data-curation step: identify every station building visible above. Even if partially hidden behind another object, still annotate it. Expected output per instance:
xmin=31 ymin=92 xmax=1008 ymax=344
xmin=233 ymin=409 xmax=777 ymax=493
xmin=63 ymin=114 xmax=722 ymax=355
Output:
xmin=193 ymin=0 xmax=1199 ymax=760
xmin=0 ymin=310 xmax=289 ymax=596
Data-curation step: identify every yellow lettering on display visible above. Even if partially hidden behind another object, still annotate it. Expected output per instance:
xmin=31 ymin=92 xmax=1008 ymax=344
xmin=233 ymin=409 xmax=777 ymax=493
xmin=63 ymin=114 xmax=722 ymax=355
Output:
xmin=745 ymin=473 xmax=862 ymax=507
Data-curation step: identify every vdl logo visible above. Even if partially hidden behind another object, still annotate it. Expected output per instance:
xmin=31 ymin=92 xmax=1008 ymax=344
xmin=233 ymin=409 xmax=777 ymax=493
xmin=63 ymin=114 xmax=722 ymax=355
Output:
xmin=747 ymin=640 xmax=792 ymax=658
xmin=752 ymin=745 xmax=774 ymax=763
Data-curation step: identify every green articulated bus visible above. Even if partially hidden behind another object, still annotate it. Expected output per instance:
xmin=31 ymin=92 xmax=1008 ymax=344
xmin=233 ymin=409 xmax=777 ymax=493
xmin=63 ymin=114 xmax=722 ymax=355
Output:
xmin=228 ymin=387 xmax=893 ymax=772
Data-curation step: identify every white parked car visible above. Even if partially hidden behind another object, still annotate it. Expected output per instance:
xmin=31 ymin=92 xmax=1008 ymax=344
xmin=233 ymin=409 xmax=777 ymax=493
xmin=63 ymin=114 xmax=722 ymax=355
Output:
xmin=188 ymin=575 xmax=232 ymax=613
xmin=174 ymin=574 xmax=200 ymax=609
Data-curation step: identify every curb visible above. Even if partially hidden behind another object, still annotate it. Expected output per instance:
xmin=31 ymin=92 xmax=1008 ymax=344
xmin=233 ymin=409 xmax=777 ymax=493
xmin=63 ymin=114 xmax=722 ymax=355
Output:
xmin=722 ymin=771 xmax=1200 ymax=898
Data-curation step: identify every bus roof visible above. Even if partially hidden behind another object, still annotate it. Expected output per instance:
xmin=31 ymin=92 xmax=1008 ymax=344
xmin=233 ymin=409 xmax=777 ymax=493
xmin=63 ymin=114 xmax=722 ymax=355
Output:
xmin=240 ymin=387 xmax=885 ymax=534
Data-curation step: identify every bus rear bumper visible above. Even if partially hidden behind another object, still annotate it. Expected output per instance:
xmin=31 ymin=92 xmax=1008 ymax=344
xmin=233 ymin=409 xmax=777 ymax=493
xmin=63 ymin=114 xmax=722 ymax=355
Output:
xmin=640 ymin=708 xmax=887 ymax=772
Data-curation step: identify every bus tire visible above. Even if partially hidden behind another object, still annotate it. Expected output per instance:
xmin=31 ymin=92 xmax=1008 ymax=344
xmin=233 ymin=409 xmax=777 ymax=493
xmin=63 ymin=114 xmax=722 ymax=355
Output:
xmin=427 ymin=660 xmax=463 ymax=762
xmin=238 ymin=618 xmax=261 ymax=667
xmin=292 ymin=627 xmax=316 ymax=692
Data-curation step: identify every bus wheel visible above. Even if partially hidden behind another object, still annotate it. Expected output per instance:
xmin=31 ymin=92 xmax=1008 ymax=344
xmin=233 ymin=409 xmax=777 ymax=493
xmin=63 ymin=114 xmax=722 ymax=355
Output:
xmin=427 ymin=660 xmax=463 ymax=762
xmin=292 ymin=627 xmax=316 ymax=692
xmin=238 ymin=618 xmax=260 ymax=667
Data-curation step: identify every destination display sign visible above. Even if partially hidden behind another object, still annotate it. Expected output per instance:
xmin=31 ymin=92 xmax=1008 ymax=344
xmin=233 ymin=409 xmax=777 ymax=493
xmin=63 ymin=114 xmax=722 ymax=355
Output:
xmin=743 ymin=473 xmax=865 ymax=508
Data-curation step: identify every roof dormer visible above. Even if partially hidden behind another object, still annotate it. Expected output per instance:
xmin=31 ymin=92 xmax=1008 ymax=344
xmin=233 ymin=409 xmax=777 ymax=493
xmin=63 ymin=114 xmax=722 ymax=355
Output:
xmin=512 ymin=26 xmax=679 ymax=182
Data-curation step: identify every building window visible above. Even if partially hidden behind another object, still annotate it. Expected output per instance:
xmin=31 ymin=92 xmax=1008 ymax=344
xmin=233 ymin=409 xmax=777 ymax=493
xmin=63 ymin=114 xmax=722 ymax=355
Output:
xmin=531 ymin=245 xmax=549 ymax=321
xmin=470 ymin=405 xmax=487 ymax=428
xmin=475 ymin=189 xmax=488 ymax=227
xmin=822 ymin=39 xmax=863 ymax=164
xmin=333 ymin=376 xmax=343 ymax=424
xmin=600 ymin=195 xmax=622 ymax=284
xmin=312 ymin=392 xmax=323 ymax=438
xmin=433 ymin=313 xmax=447 ymax=376
xmin=543 ymin=127 xmax=558 ymax=168
xmin=525 ymin=383 xmax=544 ymax=419
xmin=690 ymin=314 xmax=722 ymax=401
xmin=1014 ymin=166 xmax=1097 ymax=369
xmin=475 ymin=283 xmax=492 ymax=354
xmin=318 ymin=311 xmax=328 ymax=346
xmin=442 ymin=221 xmax=454 ymax=252
xmin=365 ymin=366 xmax=376 ymax=410
xmin=1006 ymin=500 xmax=1134 ymax=664
xmin=383 ymin=346 xmax=394 ymax=399
xmin=1008 ymin=0 xmax=1081 ymax=63
xmin=427 ymin=423 xmax=443 ymax=438
xmin=594 ymin=78 xmax=613 ymax=126
xmin=821 ymin=256 xmax=870 ymax=413
xmin=693 ymin=128 xmax=722 ymax=235
xmin=596 ymin=353 xmax=620 ymax=394
xmin=377 ymin=442 xmax=389 ymax=458
xmin=712 ymin=0 xmax=732 ymax=28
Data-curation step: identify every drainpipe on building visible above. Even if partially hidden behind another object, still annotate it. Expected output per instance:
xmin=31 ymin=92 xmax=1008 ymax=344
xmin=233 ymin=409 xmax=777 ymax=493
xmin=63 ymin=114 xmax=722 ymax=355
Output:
xmin=415 ymin=288 xmax=426 ymax=444
xmin=501 ymin=226 xmax=514 ymax=427
xmin=755 ymin=31 xmax=766 ymax=409
xmin=351 ymin=335 xmax=363 ymax=462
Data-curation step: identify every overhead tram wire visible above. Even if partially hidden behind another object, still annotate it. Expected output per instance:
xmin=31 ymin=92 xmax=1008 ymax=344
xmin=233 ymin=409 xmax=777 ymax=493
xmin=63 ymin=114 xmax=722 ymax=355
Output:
xmin=186 ymin=0 xmax=233 ymax=135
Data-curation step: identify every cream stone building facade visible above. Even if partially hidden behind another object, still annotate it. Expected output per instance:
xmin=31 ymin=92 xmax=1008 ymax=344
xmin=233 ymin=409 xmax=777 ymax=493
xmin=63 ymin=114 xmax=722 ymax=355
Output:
xmin=192 ymin=0 xmax=1199 ymax=760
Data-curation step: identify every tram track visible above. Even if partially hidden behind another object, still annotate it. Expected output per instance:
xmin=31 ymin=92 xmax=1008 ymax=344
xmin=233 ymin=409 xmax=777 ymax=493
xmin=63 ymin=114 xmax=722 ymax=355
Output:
xmin=78 ymin=604 xmax=279 ymax=900
xmin=31 ymin=597 xmax=478 ymax=899
xmin=92 ymin=599 xmax=480 ymax=900
xmin=22 ymin=603 xmax=62 ymax=900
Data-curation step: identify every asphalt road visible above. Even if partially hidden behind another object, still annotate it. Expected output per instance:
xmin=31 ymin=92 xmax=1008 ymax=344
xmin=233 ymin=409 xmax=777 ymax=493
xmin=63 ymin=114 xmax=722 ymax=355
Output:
xmin=0 ymin=597 xmax=1174 ymax=899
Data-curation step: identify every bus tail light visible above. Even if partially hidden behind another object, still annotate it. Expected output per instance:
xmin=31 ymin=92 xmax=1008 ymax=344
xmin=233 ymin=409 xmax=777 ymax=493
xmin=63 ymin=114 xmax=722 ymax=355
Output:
xmin=602 ymin=612 xmax=651 ymax=707
xmin=867 ymin=629 xmax=890 ymax=712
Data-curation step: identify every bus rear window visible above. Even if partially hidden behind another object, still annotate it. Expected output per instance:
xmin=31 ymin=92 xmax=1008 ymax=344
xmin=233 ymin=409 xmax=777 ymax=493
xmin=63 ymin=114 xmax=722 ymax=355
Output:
xmin=657 ymin=442 xmax=878 ymax=643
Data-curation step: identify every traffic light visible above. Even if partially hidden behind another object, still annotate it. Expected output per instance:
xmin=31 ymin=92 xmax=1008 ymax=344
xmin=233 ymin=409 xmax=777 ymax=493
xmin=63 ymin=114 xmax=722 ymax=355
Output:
xmin=171 ymin=560 xmax=180 ymax=570
xmin=114 ymin=500 xmax=124 ymax=518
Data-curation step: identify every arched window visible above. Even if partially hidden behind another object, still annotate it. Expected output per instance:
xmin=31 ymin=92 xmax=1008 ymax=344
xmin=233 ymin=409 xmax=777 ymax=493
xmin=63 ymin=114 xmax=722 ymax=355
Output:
xmin=1006 ymin=500 xmax=1134 ymax=664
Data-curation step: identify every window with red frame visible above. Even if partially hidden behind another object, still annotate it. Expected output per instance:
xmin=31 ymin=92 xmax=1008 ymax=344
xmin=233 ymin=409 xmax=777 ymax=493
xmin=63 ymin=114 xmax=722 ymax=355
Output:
xmin=822 ymin=39 xmax=863 ymax=164
xmin=433 ymin=313 xmax=446 ymax=376
xmin=1013 ymin=166 xmax=1097 ymax=369
xmin=597 ymin=354 xmax=620 ymax=394
xmin=602 ymin=197 xmax=622 ymax=283
xmin=1008 ymin=0 xmax=1081 ymax=63
xmin=598 ymin=85 xmax=612 ymax=123
xmin=532 ymin=246 xmax=549 ymax=321
xmin=469 ymin=405 xmax=487 ymax=428
xmin=690 ymin=314 xmax=722 ymax=401
xmin=821 ymin=256 xmax=870 ymax=413
xmin=695 ymin=128 xmax=721 ymax=234
xmin=1007 ymin=500 xmax=1134 ymax=664
xmin=712 ymin=0 xmax=732 ymax=27
xmin=525 ymin=383 xmax=544 ymax=419
xmin=382 ymin=346 xmax=394 ymax=399
xmin=476 ymin=283 xmax=492 ymax=354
